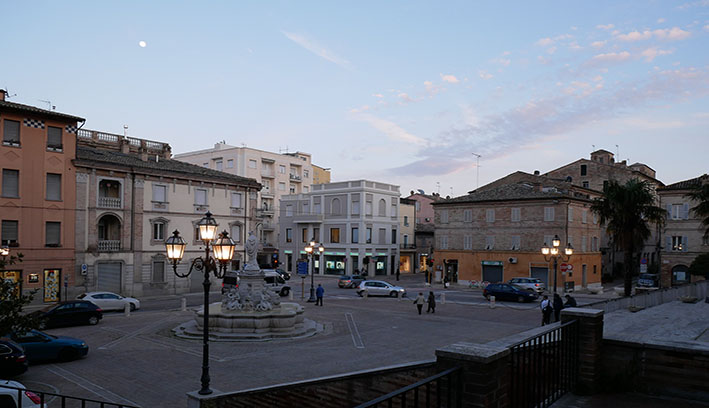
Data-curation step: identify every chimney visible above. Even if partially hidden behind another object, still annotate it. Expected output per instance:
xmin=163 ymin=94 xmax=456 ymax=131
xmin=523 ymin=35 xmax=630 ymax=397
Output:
xmin=534 ymin=170 xmax=540 ymax=176
xmin=0 ymin=89 xmax=5 ymax=101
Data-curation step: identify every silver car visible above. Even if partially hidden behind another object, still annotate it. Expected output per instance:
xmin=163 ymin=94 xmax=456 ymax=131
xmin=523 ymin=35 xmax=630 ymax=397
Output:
xmin=78 ymin=291 xmax=140 ymax=311
xmin=507 ymin=277 xmax=545 ymax=294
xmin=356 ymin=280 xmax=406 ymax=297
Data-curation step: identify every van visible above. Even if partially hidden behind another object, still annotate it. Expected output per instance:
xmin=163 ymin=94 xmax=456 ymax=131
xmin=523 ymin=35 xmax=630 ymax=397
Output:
xmin=263 ymin=271 xmax=291 ymax=297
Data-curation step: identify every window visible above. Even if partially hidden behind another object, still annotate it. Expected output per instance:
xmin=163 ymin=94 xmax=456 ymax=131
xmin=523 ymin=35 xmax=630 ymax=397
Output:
xmin=544 ymin=207 xmax=555 ymax=221
xmin=415 ymin=201 xmax=421 ymax=211
xmin=544 ymin=235 xmax=554 ymax=247
xmin=285 ymin=205 xmax=293 ymax=217
xmin=464 ymin=235 xmax=473 ymax=250
xmin=45 ymin=222 xmax=60 ymax=246
xmin=231 ymin=192 xmax=242 ymax=208
xmin=671 ymin=204 xmax=682 ymax=219
xmin=391 ymin=198 xmax=397 ymax=217
xmin=440 ymin=236 xmax=448 ymax=249
xmin=511 ymin=208 xmax=521 ymax=222
xmin=46 ymin=173 xmax=61 ymax=201
xmin=203 ymin=163 xmax=208 ymax=167
xmin=378 ymin=199 xmax=386 ymax=216
xmin=194 ymin=189 xmax=207 ymax=206
xmin=289 ymin=185 xmax=296 ymax=194
xmin=580 ymin=164 xmax=587 ymax=176
xmin=249 ymin=159 xmax=257 ymax=169
xmin=313 ymin=228 xmax=320 ymax=242
xmin=303 ymin=186 xmax=309 ymax=193
xmin=603 ymin=180 xmax=609 ymax=190
xmin=510 ymin=235 xmax=521 ymax=250
xmin=581 ymin=236 xmax=587 ymax=252
xmin=279 ymin=165 xmax=286 ymax=174
xmin=352 ymin=227 xmax=359 ymax=243
xmin=582 ymin=181 xmax=589 ymax=188
xmin=592 ymin=213 xmax=598 ymax=224
xmin=404 ymin=216 xmax=409 ymax=226
xmin=391 ymin=229 xmax=397 ymax=244
xmin=302 ymin=228 xmax=308 ymax=243
xmin=440 ymin=209 xmax=449 ymax=223
xmin=330 ymin=228 xmax=340 ymax=243
xmin=215 ymin=160 xmax=223 ymax=171
xmin=403 ymin=234 xmax=409 ymax=246
xmin=1 ymin=220 xmax=18 ymax=246
xmin=227 ymin=159 xmax=234 ymax=168
xmin=286 ymin=228 xmax=292 ymax=243
xmin=671 ymin=236 xmax=686 ymax=251
xmin=486 ymin=209 xmax=495 ymax=223
xmin=366 ymin=227 xmax=372 ymax=243
xmin=3 ymin=119 xmax=20 ymax=146
xmin=568 ymin=207 xmax=573 ymax=222
xmin=302 ymin=201 xmax=309 ymax=214
xmin=314 ymin=202 xmax=321 ymax=214
xmin=230 ymin=224 xmax=242 ymax=243
xmin=485 ymin=236 xmax=495 ymax=250
xmin=352 ymin=200 xmax=360 ymax=215
xmin=464 ymin=209 xmax=472 ymax=222
xmin=153 ymin=185 xmax=167 ymax=203
xmin=592 ymin=236 xmax=599 ymax=251
xmin=153 ymin=221 xmax=165 ymax=241
xmin=304 ymin=170 xmax=309 ymax=178
xmin=47 ymin=126 xmax=62 ymax=150
xmin=378 ymin=228 xmax=386 ymax=244
xmin=331 ymin=198 xmax=341 ymax=215
xmin=152 ymin=260 xmax=165 ymax=283
xmin=278 ymin=182 xmax=286 ymax=191
xmin=2 ymin=169 xmax=19 ymax=198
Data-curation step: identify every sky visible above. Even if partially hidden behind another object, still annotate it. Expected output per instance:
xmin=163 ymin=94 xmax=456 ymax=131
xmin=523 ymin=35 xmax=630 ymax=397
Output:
xmin=2 ymin=1 xmax=708 ymax=197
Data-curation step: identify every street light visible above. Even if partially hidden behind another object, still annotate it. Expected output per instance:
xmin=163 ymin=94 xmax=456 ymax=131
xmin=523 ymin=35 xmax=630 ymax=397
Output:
xmin=541 ymin=234 xmax=573 ymax=294
xmin=164 ymin=211 xmax=235 ymax=395
xmin=305 ymin=239 xmax=325 ymax=303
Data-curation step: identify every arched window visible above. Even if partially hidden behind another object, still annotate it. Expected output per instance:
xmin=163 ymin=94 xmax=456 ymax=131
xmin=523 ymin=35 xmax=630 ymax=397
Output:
xmin=97 ymin=214 xmax=121 ymax=252
xmin=331 ymin=198 xmax=341 ymax=215
xmin=378 ymin=199 xmax=386 ymax=216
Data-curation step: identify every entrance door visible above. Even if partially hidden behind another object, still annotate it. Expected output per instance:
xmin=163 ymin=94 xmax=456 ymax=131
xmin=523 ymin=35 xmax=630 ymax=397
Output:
xmin=530 ymin=267 xmax=549 ymax=288
xmin=446 ymin=260 xmax=459 ymax=283
xmin=97 ymin=262 xmax=122 ymax=293
xmin=482 ymin=265 xmax=503 ymax=283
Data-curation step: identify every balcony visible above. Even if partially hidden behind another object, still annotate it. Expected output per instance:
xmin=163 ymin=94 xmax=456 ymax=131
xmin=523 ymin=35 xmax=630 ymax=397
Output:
xmin=261 ymin=189 xmax=274 ymax=198
xmin=289 ymin=174 xmax=302 ymax=182
xmin=261 ymin=171 xmax=275 ymax=179
xmin=257 ymin=207 xmax=274 ymax=216
xmin=98 ymin=240 xmax=121 ymax=252
xmin=292 ymin=213 xmax=323 ymax=224
xmin=400 ymin=244 xmax=417 ymax=250
xmin=261 ymin=223 xmax=276 ymax=231
xmin=98 ymin=196 xmax=121 ymax=209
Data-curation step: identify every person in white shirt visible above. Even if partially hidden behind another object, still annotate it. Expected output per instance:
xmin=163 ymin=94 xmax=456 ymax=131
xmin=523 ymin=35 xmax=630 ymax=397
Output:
xmin=540 ymin=295 xmax=553 ymax=326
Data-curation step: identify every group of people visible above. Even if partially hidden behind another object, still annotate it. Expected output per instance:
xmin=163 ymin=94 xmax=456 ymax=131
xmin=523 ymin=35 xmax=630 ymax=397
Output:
xmin=540 ymin=293 xmax=577 ymax=325
xmin=413 ymin=291 xmax=436 ymax=314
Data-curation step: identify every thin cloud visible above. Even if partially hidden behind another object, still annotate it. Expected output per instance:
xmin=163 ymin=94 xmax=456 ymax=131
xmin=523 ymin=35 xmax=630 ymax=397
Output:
xmin=616 ymin=27 xmax=691 ymax=41
xmin=640 ymin=47 xmax=673 ymax=62
xmin=352 ymin=113 xmax=427 ymax=146
xmin=440 ymin=74 xmax=459 ymax=83
xmin=591 ymin=51 xmax=631 ymax=63
xmin=282 ymin=31 xmax=352 ymax=69
xmin=597 ymin=24 xmax=615 ymax=30
xmin=591 ymin=41 xmax=606 ymax=48
xmin=479 ymin=70 xmax=493 ymax=80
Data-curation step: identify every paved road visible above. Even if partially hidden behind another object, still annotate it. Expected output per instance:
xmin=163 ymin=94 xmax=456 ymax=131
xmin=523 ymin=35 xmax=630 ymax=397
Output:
xmin=11 ymin=274 xmax=546 ymax=407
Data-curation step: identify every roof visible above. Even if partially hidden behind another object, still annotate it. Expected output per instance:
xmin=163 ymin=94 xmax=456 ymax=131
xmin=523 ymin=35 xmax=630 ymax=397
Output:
xmin=591 ymin=149 xmax=614 ymax=155
xmin=433 ymin=182 xmax=592 ymax=205
xmin=0 ymin=99 xmax=85 ymax=122
xmin=74 ymin=145 xmax=261 ymax=188
xmin=657 ymin=174 xmax=709 ymax=192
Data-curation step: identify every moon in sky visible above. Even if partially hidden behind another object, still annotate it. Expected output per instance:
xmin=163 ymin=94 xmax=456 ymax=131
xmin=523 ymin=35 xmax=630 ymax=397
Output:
xmin=139 ymin=41 xmax=147 ymax=48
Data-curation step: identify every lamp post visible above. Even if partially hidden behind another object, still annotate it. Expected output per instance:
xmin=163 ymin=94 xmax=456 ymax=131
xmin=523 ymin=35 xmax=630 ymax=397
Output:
xmin=304 ymin=239 xmax=325 ymax=303
xmin=165 ymin=211 xmax=235 ymax=395
xmin=0 ymin=246 xmax=9 ymax=271
xmin=541 ymin=234 xmax=573 ymax=294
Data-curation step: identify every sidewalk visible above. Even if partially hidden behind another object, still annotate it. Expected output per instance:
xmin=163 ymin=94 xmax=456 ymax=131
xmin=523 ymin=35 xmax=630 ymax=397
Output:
xmin=553 ymin=391 xmax=709 ymax=407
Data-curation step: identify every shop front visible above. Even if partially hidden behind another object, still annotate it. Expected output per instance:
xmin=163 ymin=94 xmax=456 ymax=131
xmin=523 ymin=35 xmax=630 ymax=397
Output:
xmin=324 ymin=254 xmax=347 ymax=275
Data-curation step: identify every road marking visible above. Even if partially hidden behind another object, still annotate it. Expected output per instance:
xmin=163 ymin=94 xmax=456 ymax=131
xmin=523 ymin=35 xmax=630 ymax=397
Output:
xmin=48 ymin=365 xmax=140 ymax=407
xmin=345 ymin=313 xmax=365 ymax=349
xmin=98 ymin=314 xmax=181 ymax=350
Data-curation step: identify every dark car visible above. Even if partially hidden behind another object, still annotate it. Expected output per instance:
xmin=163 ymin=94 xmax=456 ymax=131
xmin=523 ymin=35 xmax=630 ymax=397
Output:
xmin=338 ymin=275 xmax=365 ymax=288
xmin=0 ymin=339 xmax=28 ymax=376
xmin=8 ymin=329 xmax=88 ymax=362
xmin=33 ymin=300 xmax=103 ymax=329
xmin=637 ymin=273 xmax=660 ymax=288
xmin=275 ymin=268 xmax=291 ymax=281
xmin=483 ymin=283 xmax=539 ymax=303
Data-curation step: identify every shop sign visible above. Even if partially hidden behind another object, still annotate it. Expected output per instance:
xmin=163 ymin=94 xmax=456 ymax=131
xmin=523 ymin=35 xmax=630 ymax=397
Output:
xmin=481 ymin=261 xmax=503 ymax=266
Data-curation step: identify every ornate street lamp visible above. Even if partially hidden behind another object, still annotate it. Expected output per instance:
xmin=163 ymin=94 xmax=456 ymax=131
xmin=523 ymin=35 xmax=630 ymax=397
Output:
xmin=541 ymin=234 xmax=573 ymax=294
xmin=0 ymin=246 xmax=9 ymax=258
xmin=164 ymin=211 xmax=235 ymax=395
xmin=305 ymin=239 xmax=325 ymax=303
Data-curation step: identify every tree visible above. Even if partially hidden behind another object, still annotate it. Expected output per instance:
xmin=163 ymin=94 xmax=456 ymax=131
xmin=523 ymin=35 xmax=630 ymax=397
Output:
xmin=591 ymin=179 xmax=666 ymax=297
xmin=0 ymin=252 xmax=41 ymax=335
xmin=685 ymin=180 xmax=709 ymax=240
xmin=688 ymin=253 xmax=709 ymax=279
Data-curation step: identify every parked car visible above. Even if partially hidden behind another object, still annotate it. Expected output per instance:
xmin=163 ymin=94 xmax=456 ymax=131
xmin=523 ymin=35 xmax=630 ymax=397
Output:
xmin=637 ymin=273 xmax=660 ymax=288
xmin=356 ymin=280 xmax=406 ymax=297
xmin=7 ymin=329 xmax=88 ymax=362
xmin=0 ymin=380 xmax=43 ymax=408
xmin=507 ymin=277 xmax=546 ymax=294
xmin=77 ymin=291 xmax=140 ymax=311
xmin=483 ymin=283 xmax=539 ymax=303
xmin=0 ymin=339 xmax=28 ymax=376
xmin=275 ymin=268 xmax=291 ymax=281
xmin=263 ymin=271 xmax=291 ymax=297
xmin=32 ymin=300 xmax=103 ymax=329
xmin=338 ymin=275 xmax=365 ymax=288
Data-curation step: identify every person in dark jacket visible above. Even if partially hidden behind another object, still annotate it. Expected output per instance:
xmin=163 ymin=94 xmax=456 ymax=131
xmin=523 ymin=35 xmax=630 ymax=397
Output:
xmin=553 ymin=293 xmax=564 ymax=322
xmin=426 ymin=291 xmax=436 ymax=313
xmin=564 ymin=294 xmax=577 ymax=308
xmin=315 ymin=284 xmax=324 ymax=306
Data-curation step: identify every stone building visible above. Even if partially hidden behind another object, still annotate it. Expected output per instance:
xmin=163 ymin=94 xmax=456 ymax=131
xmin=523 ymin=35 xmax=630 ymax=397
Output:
xmin=432 ymin=176 xmax=603 ymax=292
xmin=405 ymin=191 xmax=443 ymax=276
xmin=399 ymin=197 xmax=416 ymax=274
xmin=73 ymin=130 xmax=260 ymax=298
xmin=278 ymin=180 xmax=400 ymax=277
xmin=657 ymin=174 xmax=709 ymax=287
xmin=0 ymin=90 xmax=84 ymax=304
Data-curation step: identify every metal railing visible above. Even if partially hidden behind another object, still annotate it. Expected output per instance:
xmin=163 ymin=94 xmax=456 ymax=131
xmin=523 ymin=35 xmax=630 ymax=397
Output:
xmin=98 ymin=240 xmax=121 ymax=252
xmin=355 ymin=366 xmax=462 ymax=408
xmin=509 ymin=320 xmax=579 ymax=408
xmin=0 ymin=383 xmax=139 ymax=408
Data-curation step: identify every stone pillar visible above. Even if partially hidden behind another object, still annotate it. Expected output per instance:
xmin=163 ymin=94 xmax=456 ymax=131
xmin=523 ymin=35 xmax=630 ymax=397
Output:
xmin=560 ymin=308 xmax=604 ymax=395
xmin=436 ymin=342 xmax=510 ymax=408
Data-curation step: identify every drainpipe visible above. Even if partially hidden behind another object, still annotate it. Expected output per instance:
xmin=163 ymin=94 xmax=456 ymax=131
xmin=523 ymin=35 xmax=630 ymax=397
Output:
xmin=244 ymin=187 xmax=248 ymax=262
xmin=130 ymin=168 xmax=136 ymax=251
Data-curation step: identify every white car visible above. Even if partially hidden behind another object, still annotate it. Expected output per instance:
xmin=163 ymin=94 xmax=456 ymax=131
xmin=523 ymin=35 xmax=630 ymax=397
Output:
xmin=77 ymin=292 xmax=140 ymax=311
xmin=356 ymin=280 xmax=406 ymax=297
xmin=0 ymin=380 xmax=43 ymax=407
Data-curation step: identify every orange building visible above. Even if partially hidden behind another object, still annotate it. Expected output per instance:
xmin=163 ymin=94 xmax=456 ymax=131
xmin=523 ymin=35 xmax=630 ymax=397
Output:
xmin=0 ymin=90 xmax=84 ymax=304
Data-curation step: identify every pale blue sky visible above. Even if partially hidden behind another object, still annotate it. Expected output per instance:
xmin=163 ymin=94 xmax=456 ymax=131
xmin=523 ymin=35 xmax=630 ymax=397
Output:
xmin=2 ymin=1 xmax=708 ymax=196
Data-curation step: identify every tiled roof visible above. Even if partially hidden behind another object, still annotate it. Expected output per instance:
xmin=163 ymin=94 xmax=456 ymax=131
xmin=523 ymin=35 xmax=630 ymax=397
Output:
xmin=75 ymin=146 xmax=261 ymax=188
xmin=658 ymin=174 xmax=709 ymax=191
xmin=434 ymin=182 xmax=590 ymax=205
xmin=0 ymin=100 xmax=85 ymax=122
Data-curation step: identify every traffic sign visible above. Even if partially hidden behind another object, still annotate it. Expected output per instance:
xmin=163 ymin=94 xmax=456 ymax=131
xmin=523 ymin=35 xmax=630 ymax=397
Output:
xmin=297 ymin=261 xmax=309 ymax=276
xmin=640 ymin=258 xmax=648 ymax=265
xmin=560 ymin=263 xmax=573 ymax=273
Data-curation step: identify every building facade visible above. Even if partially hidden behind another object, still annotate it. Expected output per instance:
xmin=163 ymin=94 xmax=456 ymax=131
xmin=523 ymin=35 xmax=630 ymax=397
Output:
xmin=278 ymin=180 xmax=400 ymax=277
xmin=657 ymin=174 xmax=709 ymax=287
xmin=312 ymin=164 xmax=331 ymax=185
xmin=0 ymin=90 xmax=84 ymax=304
xmin=399 ymin=198 xmax=416 ymax=274
xmin=73 ymin=130 xmax=260 ymax=298
xmin=432 ymin=179 xmax=603 ymax=292
xmin=405 ymin=192 xmax=442 ymax=275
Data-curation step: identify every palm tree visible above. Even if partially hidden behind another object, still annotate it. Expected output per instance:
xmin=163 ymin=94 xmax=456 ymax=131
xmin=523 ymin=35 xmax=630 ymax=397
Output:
xmin=685 ymin=178 xmax=709 ymax=239
xmin=591 ymin=179 xmax=666 ymax=297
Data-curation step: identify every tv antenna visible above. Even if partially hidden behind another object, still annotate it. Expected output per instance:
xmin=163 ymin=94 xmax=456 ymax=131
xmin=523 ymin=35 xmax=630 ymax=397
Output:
xmin=436 ymin=182 xmax=440 ymax=194
xmin=39 ymin=99 xmax=55 ymax=110
xmin=472 ymin=153 xmax=482 ymax=189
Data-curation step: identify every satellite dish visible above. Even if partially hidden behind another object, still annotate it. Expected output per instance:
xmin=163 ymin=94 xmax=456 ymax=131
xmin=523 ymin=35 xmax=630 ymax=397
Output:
xmin=417 ymin=189 xmax=425 ymax=194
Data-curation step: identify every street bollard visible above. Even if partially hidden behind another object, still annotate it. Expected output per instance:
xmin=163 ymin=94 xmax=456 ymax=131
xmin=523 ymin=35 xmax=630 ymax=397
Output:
xmin=124 ymin=302 xmax=130 ymax=317
xmin=289 ymin=290 xmax=294 ymax=301
xmin=181 ymin=297 xmax=187 ymax=312
xmin=363 ymin=290 xmax=368 ymax=299
xmin=441 ymin=292 xmax=446 ymax=304
xmin=490 ymin=295 xmax=496 ymax=309
xmin=397 ymin=291 xmax=402 ymax=301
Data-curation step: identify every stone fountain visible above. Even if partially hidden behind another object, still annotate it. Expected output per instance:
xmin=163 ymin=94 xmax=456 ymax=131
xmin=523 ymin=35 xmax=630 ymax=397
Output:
xmin=174 ymin=232 xmax=321 ymax=341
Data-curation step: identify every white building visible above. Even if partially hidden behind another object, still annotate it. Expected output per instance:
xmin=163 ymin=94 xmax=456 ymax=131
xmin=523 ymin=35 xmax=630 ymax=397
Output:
xmin=278 ymin=180 xmax=401 ymax=277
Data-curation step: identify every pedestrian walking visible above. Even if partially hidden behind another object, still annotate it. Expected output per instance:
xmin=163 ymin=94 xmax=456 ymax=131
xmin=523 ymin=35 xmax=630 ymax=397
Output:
xmin=564 ymin=294 xmax=577 ymax=308
xmin=315 ymin=284 xmax=324 ymax=306
xmin=540 ymin=295 xmax=553 ymax=326
xmin=426 ymin=291 xmax=436 ymax=313
xmin=413 ymin=292 xmax=425 ymax=315
xmin=443 ymin=276 xmax=449 ymax=289
xmin=553 ymin=293 xmax=564 ymax=322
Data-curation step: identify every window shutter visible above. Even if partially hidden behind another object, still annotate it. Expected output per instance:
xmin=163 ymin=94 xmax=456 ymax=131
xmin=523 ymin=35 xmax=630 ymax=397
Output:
xmin=3 ymin=120 xmax=20 ymax=143
xmin=2 ymin=169 xmax=19 ymax=197
xmin=46 ymin=222 xmax=61 ymax=245
xmin=682 ymin=236 xmax=688 ymax=252
xmin=47 ymin=126 xmax=62 ymax=148
xmin=682 ymin=203 xmax=689 ymax=220
xmin=46 ymin=174 xmax=61 ymax=200
xmin=666 ymin=204 xmax=672 ymax=217
xmin=666 ymin=236 xmax=672 ymax=251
